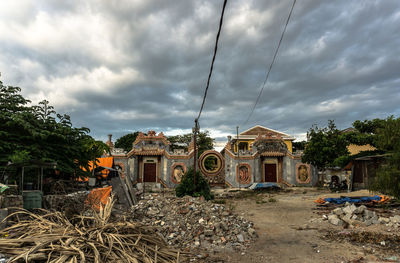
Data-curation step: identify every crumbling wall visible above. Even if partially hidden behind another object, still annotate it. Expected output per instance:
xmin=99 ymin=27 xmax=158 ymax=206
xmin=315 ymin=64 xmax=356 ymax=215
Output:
xmin=127 ymin=157 xmax=138 ymax=183
xmin=113 ymin=157 xmax=129 ymax=178
xmin=0 ymin=195 xmax=23 ymax=208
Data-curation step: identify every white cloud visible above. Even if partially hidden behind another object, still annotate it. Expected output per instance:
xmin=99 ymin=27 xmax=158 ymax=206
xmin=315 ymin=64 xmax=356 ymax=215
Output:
xmin=31 ymin=67 xmax=141 ymax=107
xmin=0 ymin=0 xmax=399 ymax=141
xmin=104 ymin=110 xmax=158 ymax=121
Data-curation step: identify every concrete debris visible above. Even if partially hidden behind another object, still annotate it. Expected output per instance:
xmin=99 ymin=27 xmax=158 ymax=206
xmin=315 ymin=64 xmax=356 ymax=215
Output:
xmin=325 ymin=204 xmax=400 ymax=228
xmin=342 ymin=204 xmax=357 ymax=215
xmin=332 ymin=207 xmax=344 ymax=216
xmin=131 ymin=195 xmax=257 ymax=252
xmin=0 ymin=253 xmax=8 ymax=263
xmin=390 ymin=215 xmax=400 ymax=224
xmin=328 ymin=214 xmax=344 ymax=226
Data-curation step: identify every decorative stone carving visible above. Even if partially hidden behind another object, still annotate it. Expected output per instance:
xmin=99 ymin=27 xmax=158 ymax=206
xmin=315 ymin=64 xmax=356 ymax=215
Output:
xmin=199 ymin=151 xmax=224 ymax=176
xmin=253 ymin=138 xmax=288 ymax=153
xmin=237 ymin=163 xmax=251 ymax=184
xmin=296 ymin=163 xmax=311 ymax=184
xmin=198 ymin=150 xmax=225 ymax=185
xmin=112 ymin=148 xmax=126 ymax=155
xmin=171 ymin=163 xmax=187 ymax=184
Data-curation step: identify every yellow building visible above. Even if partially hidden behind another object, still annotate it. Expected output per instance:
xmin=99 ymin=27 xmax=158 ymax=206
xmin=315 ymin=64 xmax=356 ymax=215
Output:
xmin=231 ymin=125 xmax=295 ymax=153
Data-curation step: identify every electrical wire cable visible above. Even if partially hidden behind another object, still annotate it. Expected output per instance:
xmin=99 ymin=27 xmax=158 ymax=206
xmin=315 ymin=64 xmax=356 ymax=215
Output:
xmin=196 ymin=0 xmax=228 ymax=121
xmin=242 ymin=0 xmax=296 ymax=126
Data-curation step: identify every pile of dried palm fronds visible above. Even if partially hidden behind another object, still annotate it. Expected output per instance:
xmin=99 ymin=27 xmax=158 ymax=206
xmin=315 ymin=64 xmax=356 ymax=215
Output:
xmin=0 ymin=195 xmax=188 ymax=262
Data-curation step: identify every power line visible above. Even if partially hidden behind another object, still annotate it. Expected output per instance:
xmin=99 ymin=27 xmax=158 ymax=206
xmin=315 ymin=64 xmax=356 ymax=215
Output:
xmin=196 ymin=0 xmax=228 ymax=121
xmin=242 ymin=0 xmax=296 ymax=126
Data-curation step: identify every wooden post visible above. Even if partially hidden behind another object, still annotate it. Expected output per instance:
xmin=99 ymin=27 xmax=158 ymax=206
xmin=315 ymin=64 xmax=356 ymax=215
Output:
xmin=237 ymin=126 xmax=240 ymax=190
xmin=40 ymin=167 xmax=43 ymax=191
xmin=193 ymin=120 xmax=197 ymax=186
xmin=21 ymin=166 xmax=24 ymax=194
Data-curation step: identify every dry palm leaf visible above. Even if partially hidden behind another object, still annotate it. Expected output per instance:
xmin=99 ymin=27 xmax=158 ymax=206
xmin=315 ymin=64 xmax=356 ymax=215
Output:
xmin=0 ymin=195 xmax=189 ymax=263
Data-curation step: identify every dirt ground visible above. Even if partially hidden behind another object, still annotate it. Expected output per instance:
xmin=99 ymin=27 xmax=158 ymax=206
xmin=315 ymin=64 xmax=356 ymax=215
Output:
xmin=211 ymin=188 xmax=400 ymax=263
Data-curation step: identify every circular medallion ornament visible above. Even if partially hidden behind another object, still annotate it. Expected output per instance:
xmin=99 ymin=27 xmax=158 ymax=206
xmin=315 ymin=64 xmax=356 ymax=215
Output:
xmin=198 ymin=150 xmax=224 ymax=176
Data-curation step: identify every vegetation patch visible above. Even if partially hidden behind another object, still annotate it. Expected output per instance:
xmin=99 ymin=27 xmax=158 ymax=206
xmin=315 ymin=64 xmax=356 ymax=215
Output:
xmin=175 ymin=167 xmax=214 ymax=200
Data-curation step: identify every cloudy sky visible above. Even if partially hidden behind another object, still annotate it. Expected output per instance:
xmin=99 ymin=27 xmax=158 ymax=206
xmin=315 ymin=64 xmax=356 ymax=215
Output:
xmin=1 ymin=0 xmax=399 ymax=144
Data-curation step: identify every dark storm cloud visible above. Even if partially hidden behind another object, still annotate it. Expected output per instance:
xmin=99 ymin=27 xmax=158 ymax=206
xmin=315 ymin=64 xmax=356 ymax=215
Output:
xmin=0 ymin=0 xmax=399 ymax=143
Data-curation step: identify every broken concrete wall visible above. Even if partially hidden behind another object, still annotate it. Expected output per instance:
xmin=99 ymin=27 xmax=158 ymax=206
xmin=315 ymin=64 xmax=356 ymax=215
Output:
xmin=127 ymin=157 xmax=138 ymax=183
xmin=320 ymin=168 xmax=349 ymax=185
xmin=113 ymin=157 xmax=129 ymax=179
xmin=0 ymin=195 xmax=23 ymax=208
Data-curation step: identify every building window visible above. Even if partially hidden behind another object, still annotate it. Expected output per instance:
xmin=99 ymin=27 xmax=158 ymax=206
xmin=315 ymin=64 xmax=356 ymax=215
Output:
xmin=238 ymin=142 xmax=248 ymax=151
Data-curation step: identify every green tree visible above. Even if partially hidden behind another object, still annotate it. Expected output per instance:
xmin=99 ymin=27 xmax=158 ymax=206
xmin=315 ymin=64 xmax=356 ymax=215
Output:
xmin=197 ymin=131 xmax=215 ymax=155
xmin=292 ymin=141 xmax=306 ymax=152
xmin=302 ymin=120 xmax=349 ymax=169
xmin=168 ymin=130 xmax=214 ymax=155
xmin=0 ymin=81 xmax=32 ymax=164
xmin=375 ymin=116 xmax=400 ymax=152
xmin=353 ymin=118 xmax=385 ymax=134
xmin=369 ymin=116 xmax=400 ymax=199
xmin=175 ymin=167 xmax=213 ymax=200
xmin=167 ymin=133 xmax=192 ymax=151
xmin=114 ymin=132 xmax=140 ymax=152
xmin=339 ymin=118 xmax=385 ymax=148
xmin=0 ymin=76 xmax=104 ymax=179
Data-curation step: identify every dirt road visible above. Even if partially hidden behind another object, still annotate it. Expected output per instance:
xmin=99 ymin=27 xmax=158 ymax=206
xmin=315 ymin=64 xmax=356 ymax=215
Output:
xmin=214 ymin=188 xmax=399 ymax=263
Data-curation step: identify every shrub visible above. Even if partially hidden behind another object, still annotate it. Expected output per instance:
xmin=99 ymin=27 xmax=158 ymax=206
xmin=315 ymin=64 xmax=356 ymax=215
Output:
xmin=369 ymin=116 xmax=400 ymax=199
xmin=175 ymin=167 xmax=214 ymax=200
xmin=369 ymin=155 xmax=400 ymax=199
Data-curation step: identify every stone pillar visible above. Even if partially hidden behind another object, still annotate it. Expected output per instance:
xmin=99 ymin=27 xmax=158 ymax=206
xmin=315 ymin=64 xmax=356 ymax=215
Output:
xmin=106 ymin=134 xmax=114 ymax=150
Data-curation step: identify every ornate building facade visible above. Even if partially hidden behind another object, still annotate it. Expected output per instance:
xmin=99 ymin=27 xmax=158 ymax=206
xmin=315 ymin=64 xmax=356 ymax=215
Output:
xmin=106 ymin=126 xmax=317 ymax=189
xmin=107 ymin=131 xmax=194 ymax=189
xmin=222 ymin=125 xmax=317 ymax=187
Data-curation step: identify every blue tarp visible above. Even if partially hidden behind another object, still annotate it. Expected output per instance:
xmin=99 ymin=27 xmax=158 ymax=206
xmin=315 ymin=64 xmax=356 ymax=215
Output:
xmin=323 ymin=195 xmax=382 ymax=204
xmin=249 ymin=182 xmax=281 ymax=190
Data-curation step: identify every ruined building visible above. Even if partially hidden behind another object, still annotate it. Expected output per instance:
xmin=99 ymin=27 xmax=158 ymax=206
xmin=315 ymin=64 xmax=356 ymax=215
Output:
xmin=106 ymin=125 xmax=317 ymax=189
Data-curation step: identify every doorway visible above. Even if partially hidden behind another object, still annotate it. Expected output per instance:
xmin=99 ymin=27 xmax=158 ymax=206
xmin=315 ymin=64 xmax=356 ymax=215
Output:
xmin=264 ymin=163 xmax=277 ymax=182
xmin=143 ymin=163 xmax=157 ymax=182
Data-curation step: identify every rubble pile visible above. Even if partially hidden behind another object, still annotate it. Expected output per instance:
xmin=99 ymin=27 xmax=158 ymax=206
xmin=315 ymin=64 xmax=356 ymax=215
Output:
xmin=0 ymin=196 xmax=187 ymax=263
xmin=131 ymin=195 xmax=257 ymax=252
xmin=323 ymin=229 xmax=400 ymax=254
xmin=325 ymin=203 xmax=400 ymax=228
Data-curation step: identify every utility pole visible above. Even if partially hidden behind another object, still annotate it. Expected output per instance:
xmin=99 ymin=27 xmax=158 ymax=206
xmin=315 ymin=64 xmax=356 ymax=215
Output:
xmin=193 ymin=119 xmax=199 ymax=186
xmin=237 ymin=126 xmax=241 ymax=190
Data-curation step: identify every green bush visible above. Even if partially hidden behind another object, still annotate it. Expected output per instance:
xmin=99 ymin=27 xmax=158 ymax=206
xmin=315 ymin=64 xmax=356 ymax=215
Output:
xmin=175 ymin=167 xmax=214 ymax=200
xmin=369 ymin=116 xmax=400 ymax=200
xmin=369 ymin=155 xmax=400 ymax=199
